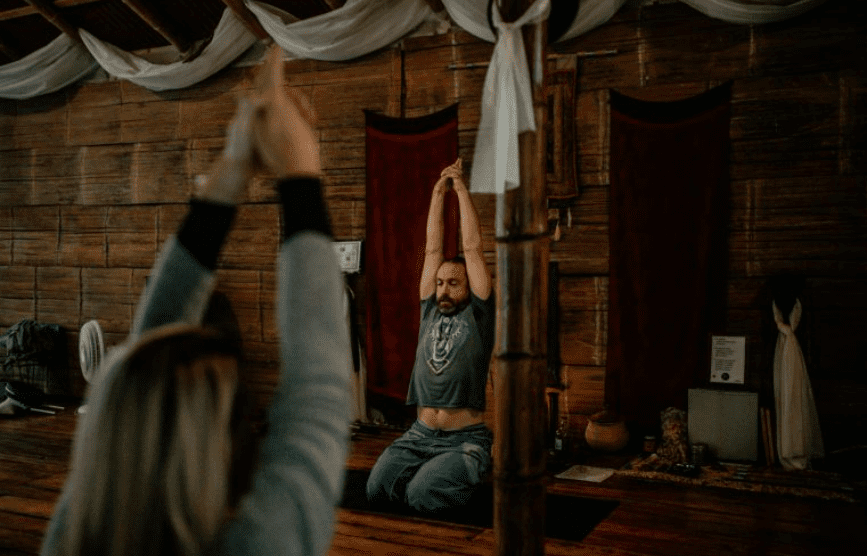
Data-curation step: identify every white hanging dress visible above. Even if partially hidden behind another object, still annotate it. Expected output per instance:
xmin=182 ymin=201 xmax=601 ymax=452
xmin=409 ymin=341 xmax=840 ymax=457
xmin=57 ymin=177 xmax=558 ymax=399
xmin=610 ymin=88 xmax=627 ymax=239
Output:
xmin=773 ymin=299 xmax=824 ymax=470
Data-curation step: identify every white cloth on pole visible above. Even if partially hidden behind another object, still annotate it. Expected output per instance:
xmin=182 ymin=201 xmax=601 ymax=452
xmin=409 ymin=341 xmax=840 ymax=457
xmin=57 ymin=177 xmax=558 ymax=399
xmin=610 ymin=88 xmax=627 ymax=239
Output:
xmin=78 ymin=9 xmax=257 ymax=92
xmin=773 ymin=299 xmax=824 ymax=470
xmin=0 ymin=34 xmax=98 ymax=99
xmin=469 ymin=0 xmax=550 ymax=195
xmin=441 ymin=0 xmax=627 ymax=43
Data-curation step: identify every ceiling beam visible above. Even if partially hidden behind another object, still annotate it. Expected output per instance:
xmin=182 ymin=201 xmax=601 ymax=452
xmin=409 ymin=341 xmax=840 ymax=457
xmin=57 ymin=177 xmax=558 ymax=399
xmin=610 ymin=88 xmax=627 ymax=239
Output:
xmin=121 ymin=0 xmax=191 ymax=53
xmin=0 ymin=0 xmax=102 ymax=22
xmin=221 ymin=0 xmax=269 ymax=41
xmin=24 ymin=0 xmax=81 ymax=42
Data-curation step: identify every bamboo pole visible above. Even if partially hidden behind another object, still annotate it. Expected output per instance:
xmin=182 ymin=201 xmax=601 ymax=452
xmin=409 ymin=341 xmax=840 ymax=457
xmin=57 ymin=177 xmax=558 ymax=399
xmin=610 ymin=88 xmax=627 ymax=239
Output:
xmin=493 ymin=1 xmax=549 ymax=555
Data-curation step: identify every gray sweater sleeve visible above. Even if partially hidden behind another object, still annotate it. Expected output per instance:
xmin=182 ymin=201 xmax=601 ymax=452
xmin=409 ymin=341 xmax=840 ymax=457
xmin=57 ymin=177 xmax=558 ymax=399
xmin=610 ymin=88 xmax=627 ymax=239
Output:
xmin=212 ymin=232 xmax=353 ymax=556
xmin=42 ymin=187 xmax=351 ymax=556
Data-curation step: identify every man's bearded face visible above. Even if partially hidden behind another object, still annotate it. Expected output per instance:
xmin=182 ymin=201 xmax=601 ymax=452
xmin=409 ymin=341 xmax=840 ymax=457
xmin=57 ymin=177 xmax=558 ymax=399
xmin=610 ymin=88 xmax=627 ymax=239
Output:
xmin=436 ymin=261 xmax=469 ymax=315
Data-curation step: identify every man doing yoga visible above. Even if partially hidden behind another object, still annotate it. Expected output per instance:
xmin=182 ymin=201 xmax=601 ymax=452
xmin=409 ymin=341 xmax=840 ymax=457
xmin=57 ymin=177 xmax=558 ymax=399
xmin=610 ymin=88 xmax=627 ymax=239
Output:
xmin=366 ymin=158 xmax=495 ymax=514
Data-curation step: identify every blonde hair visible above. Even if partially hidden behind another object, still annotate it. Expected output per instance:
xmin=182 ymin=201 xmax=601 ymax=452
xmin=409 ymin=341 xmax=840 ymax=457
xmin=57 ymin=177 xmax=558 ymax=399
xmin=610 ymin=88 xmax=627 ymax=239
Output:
xmin=54 ymin=325 xmax=247 ymax=556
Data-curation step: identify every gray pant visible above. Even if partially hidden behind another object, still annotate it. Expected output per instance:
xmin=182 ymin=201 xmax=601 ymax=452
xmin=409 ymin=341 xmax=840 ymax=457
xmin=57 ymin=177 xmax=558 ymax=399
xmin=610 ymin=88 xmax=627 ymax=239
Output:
xmin=366 ymin=419 xmax=493 ymax=513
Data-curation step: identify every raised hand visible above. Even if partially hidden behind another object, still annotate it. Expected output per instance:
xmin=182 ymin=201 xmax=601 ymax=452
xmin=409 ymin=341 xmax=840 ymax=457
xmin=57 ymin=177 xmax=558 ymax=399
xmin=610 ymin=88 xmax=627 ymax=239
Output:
xmin=197 ymin=96 xmax=262 ymax=205
xmin=441 ymin=157 xmax=466 ymax=191
xmin=251 ymin=45 xmax=321 ymax=179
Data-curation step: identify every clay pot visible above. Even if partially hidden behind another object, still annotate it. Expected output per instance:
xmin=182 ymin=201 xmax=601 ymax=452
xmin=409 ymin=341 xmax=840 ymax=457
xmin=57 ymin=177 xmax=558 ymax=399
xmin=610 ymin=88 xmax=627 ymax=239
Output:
xmin=585 ymin=408 xmax=630 ymax=452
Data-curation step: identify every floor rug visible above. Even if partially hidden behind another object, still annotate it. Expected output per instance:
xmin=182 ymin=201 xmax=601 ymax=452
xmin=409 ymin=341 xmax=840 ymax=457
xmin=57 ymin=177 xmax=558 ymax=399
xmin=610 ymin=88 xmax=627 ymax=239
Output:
xmin=339 ymin=469 xmax=619 ymax=542
xmin=619 ymin=455 xmax=863 ymax=503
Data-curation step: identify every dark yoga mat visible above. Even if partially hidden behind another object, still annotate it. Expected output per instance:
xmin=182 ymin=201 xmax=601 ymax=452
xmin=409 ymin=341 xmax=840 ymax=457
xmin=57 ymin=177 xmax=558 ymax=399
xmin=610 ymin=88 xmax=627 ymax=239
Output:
xmin=339 ymin=469 xmax=619 ymax=542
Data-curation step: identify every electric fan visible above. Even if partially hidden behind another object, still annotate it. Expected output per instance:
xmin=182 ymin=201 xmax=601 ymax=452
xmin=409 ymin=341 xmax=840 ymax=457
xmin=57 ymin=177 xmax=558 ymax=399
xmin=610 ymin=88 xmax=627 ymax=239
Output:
xmin=78 ymin=320 xmax=105 ymax=415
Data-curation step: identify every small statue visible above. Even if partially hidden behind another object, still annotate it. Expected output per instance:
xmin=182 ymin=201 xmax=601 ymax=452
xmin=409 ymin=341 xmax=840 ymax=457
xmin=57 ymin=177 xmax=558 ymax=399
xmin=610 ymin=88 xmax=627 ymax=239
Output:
xmin=657 ymin=407 xmax=689 ymax=464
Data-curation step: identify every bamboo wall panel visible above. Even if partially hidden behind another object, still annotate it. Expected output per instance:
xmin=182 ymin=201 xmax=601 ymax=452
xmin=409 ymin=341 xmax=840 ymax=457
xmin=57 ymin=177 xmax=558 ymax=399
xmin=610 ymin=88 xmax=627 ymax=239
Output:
xmin=560 ymin=18 xmax=641 ymax=90
xmin=562 ymin=185 xmax=607 ymax=226
xmin=549 ymin=223 xmax=609 ymax=275
xmin=0 ymin=265 xmax=35 ymax=329
xmin=121 ymin=100 xmax=180 ymax=143
xmin=752 ymin=2 xmax=865 ymax=77
xmin=12 ymin=206 xmax=58 ymax=266
xmin=559 ymin=313 xmax=606 ymax=368
xmin=66 ymin=80 xmax=122 ymax=110
xmin=132 ymin=141 xmax=191 ymax=203
xmin=80 ymin=145 xmax=132 ymax=205
xmin=404 ymin=40 xmax=456 ymax=118
xmin=319 ymin=127 xmax=366 ymax=172
xmin=559 ymin=365 xmax=606 ymax=416
xmin=558 ymin=277 xmax=608 ymax=367
xmin=322 ymin=170 xmax=366 ymax=201
xmin=156 ymin=204 xmax=188 ymax=245
xmin=0 ymin=148 xmax=33 ymax=205
xmin=105 ymin=205 xmax=158 ymax=268
xmin=13 ymin=91 xmax=67 ymax=149
xmin=0 ymin=98 xmax=14 ymax=151
xmin=34 ymin=267 xmax=80 ymax=329
xmin=559 ymin=276 xmax=608 ymax=310
xmin=454 ymin=43 xmax=492 ymax=136
xmin=640 ymin=5 xmax=753 ymax=86
xmin=68 ymin=103 xmax=122 ymax=146
xmin=80 ymin=267 xmax=134 ymax=336
xmin=0 ymin=207 xmax=11 ymax=266
xmin=178 ymin=96 xmax=238 ymax=142
xmin=575 ymin=89 xmax=608 ymax=187
xmin=326 ymin=199 xmax=365 ymax=240
xmin=220 ymin=205 xmax=280 ymax=270
xmin=31 ymin=147 xmax=82 ymax=204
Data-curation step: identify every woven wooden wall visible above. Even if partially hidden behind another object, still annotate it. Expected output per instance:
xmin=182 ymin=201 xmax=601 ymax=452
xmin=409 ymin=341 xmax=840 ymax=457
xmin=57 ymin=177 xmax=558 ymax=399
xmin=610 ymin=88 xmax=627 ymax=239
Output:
xmin=546 ymin=0 xmax=867 ymax=451
xmin=0 ymin=0 xmax=864 ymax=451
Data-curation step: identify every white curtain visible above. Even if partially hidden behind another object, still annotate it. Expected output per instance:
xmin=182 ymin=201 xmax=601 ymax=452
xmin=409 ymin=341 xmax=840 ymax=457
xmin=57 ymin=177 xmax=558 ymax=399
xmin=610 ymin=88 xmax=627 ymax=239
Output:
xmin=78 ymin=9 xmax=257 ymax=92
xmin=773 ymin=299 xmax=824 ymax=470
xmin=680 ymin=0 xmax=831 ymax=25
xmin=245 ymin=0 xmax=433 ymax=62
xmin=0 ymin=33 xmax=98 ymax=99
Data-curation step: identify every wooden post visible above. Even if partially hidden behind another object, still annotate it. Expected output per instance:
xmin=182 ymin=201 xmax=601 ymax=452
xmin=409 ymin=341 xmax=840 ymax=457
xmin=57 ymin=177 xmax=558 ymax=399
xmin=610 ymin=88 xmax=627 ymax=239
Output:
xmin=493 ymin=1 xmax=548 ymax=556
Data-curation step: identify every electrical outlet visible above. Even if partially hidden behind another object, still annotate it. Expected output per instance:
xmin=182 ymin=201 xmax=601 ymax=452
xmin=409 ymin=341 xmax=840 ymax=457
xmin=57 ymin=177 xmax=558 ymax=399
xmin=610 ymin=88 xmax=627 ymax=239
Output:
xmin=333 ymin=241 xmax=362 ymax=273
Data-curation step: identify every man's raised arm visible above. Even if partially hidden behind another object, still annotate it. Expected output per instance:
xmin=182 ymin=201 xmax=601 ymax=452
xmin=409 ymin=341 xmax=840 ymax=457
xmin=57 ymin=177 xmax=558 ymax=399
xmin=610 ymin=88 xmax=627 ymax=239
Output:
xmin=443 ymin=159 xmax=491 ymax=301
xmin=419 ymin=172 xmax=450 ymax=300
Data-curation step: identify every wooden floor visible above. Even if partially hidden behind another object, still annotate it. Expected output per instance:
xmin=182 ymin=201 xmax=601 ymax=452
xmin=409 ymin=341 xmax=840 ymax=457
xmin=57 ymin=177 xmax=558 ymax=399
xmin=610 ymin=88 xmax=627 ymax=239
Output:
xmin=1 ymin=407 xmax=865 ymax=556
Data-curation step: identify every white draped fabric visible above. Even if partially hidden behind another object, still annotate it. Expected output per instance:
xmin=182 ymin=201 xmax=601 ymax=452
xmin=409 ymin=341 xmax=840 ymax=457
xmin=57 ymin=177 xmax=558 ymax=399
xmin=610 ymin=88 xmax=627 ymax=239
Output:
xmin=441 ymin=0 xmax=628 ymax=192
xmin=0 ymin=1 xmax=836 ymax=100
xmin=0 ymin=34 xmax=98 ymax=99
xmin=245 ymin=0 xmax=433 ymax=61
xmin=440 ymin=0 xmax=629 ymax=43
xmin=681 ymin=0 xmax=831 ymax=25
xmin=772 ymin=300 xmax=825 ymax=470
xmin=469 ymin=0 xmax=551 ymax=194
xmin=78 ymin=9 xmax=257 ymax=92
